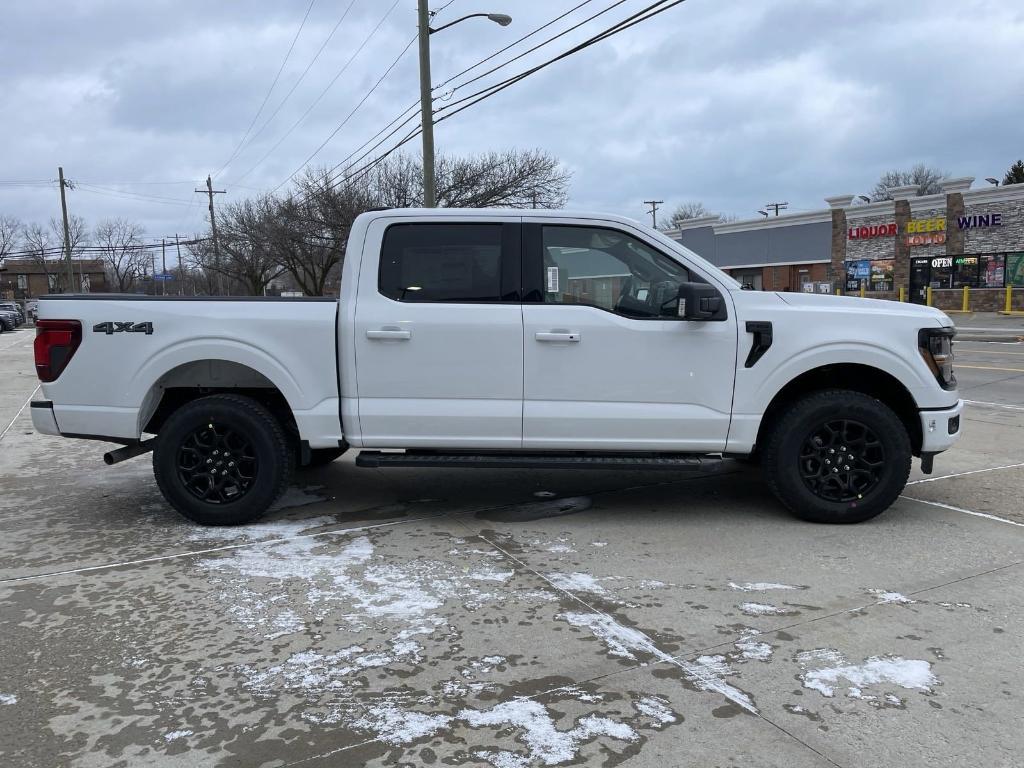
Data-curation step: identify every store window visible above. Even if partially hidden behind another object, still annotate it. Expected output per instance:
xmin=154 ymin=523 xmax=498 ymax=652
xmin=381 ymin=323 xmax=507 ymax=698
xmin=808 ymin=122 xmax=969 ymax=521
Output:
xmin=952 ymin=256 xmax=979 ymax=288
xmin=845 ymin=259 xmax=893 ymax=292
xmin=1007 ymin=253 xmax=1024 ymax=287
xmin=980 ymin=254 xmax=1005 ymax=288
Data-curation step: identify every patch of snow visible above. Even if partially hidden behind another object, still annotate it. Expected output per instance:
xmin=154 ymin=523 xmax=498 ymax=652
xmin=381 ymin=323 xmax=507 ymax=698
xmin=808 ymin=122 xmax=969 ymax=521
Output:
xmin=735 ymin=639 xmax=773 ymax=661
xmin=187 ymin=514 xmax=338 ymax=542
xmin=634 ymin=695 xmax=677 ymax=725
xmin=352 ymin=703 xmax=453 ymax=746
xmin=546 ymin=543 xmax=575 ymax=554
xmin=0 ymin=694 xmax=16 ymax=705
xmin=469 ymin=566 xmax=515 ymax=583
xmin=868 ymin=589 xmax=916 ymax=605
xmin=548 ymin=572 xmax=608 ymax=595
xmin=459 ymin=698 xmax=636 ymax=765
xmin=739 ymin=602 xmax=788 ymax=616
xmin=475 ymin=750 xmax=531 ymax=768
xmin=264 ymin=608 xmax=304 ymax=640
xmin=801 ymin=655 xmax=938 ymax=698
xmin=729 ymin=581 xmax=801 ymax=592
xmin=591 ymin=541 xmax=608 ymax=547
xmin=796 ymin=648 xmax=845 ymax=666
xmin=163 ymin=730 xmax=193 ymax=742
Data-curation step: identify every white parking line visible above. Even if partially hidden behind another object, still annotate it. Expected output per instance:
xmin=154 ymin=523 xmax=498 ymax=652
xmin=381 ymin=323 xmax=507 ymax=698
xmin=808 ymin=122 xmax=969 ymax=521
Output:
xmin=902 ymin=495 xmax=1024 ymax=529
xmin=963 ymin=399 xmax=1024 ymax=411
xmin=908 ymin=461 xmax=1024 ymax=485
xmin=0 ymin=384 xmax=40 ymax=443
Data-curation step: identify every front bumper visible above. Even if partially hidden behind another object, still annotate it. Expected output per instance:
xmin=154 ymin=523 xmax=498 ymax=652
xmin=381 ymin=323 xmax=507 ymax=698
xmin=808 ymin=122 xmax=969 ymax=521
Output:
xmin=919 ymin=399 xmax=963 ymax=454
xmin=30 ymin=400 xmax=60 ymax=436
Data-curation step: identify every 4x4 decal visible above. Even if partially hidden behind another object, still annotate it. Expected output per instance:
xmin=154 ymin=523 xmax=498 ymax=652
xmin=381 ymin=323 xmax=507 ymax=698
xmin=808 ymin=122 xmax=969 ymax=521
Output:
xmin=92 ymin=321 xmax=154 ymax=335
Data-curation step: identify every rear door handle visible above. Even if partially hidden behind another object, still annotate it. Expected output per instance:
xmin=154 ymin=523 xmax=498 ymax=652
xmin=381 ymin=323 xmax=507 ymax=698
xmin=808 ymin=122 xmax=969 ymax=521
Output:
xmin=366 ymin=329 xmax=412 ymax=340
xmin=535 ymin=331 xmax=581 ymax=343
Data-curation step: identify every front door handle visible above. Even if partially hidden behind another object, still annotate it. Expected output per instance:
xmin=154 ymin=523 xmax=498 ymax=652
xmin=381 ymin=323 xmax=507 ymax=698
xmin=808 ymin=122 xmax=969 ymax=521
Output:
xmin=366 ymin=329 xmax=412 ymax=340
xmin=535 ymin=331 xmax=581 ymax=343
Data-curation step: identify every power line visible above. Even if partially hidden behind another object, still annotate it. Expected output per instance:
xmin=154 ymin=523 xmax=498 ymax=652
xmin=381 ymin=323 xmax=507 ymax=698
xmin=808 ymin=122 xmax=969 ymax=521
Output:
xmin=433 ymin=0 xmax=688 ymax=125
xmin=213 ymin=0 xmax=319 ymax=179
xmin=433 ymin=0 xmax=598 ymax=92
xmin=75 ymin=183 xmax=194 ymax=207
xmin=272 ymin=33 xmax=419 ymax=192
xmin=228 ymin=0 xmax=404 ymax=186
xmin=217 ymin=0 xmax=362 ymax=179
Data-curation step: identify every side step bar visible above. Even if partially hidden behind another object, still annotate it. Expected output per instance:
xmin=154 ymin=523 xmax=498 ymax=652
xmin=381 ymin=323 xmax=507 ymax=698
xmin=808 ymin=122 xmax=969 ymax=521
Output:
xmin=355 ymin=451 xmax=720 ymax=471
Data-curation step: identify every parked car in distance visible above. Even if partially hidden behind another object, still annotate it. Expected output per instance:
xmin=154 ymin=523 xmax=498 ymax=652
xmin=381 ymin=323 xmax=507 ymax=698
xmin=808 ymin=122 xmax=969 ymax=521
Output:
xmin=30 ymin=208 xmax=962 ymax=527
xmin=0 ymin=308 xmax=21 ymax=331
xmin=0 ymin=301 xmax=25 ymax=324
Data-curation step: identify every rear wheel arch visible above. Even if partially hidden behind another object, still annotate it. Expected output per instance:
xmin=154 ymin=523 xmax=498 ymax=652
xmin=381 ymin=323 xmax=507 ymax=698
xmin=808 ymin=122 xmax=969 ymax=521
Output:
xmin=754 ymin=364 xmax=922 ymax=456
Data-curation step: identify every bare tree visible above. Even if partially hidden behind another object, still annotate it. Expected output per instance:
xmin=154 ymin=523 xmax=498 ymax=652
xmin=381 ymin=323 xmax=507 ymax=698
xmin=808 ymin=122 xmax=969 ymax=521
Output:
xmin=94 ymin=218 xmax=145 ymax=292
xmin=870 ymin=164 xmax=947 ymax=201
xmin=0 ymin=215 xmax=21 ymax=266
xmin=202 ymin=196 xmax=287 ymax=296
xmin=272 ymin=169 xmax=372 ymax=296
xmin=661 ymin=201 xmax=710 ymax=229
xmin=21 ymin=222 xmax=65 ymax=293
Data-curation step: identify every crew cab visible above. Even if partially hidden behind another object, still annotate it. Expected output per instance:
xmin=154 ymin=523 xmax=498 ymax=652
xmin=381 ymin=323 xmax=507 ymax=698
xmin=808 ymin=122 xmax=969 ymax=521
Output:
xmin=31 ymin=209 xmax=962 ymax=525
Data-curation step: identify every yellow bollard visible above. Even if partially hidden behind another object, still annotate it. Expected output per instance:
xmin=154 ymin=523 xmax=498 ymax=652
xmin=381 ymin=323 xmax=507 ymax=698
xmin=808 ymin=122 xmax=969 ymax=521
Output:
xmin=962 ymin=285 xmax=969 ymax=313
xmin=1006 ymin=285 xmax=1013 ymax=313
xmin=859 ymin=283 xmax=865 ymax=299
xmin=899 ymin=286 xmax=905 ymax=302
xmin=834 ymin=288 xmax=841 ymax=296
xmin=926 ymin=286 xmax=933 ymax=307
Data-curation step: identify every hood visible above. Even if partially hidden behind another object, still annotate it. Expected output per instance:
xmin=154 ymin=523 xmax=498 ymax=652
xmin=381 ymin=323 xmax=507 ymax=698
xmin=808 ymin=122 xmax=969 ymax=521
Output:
xmin=774 ymin=291 xmax=951 ymax=326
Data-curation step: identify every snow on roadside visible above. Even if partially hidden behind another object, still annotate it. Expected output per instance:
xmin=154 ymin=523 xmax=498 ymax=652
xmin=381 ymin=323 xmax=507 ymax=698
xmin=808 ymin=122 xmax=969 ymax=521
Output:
xmin=728 ymin=581 xmax=802 ymax=592
xmin=739 ymin=602 xmax=790 ymax=616
xmin=867 ymin=589 xmax=916 ymax=605
xmin=798 ymin=649 xmax=938 ymax=700
xmin=0 ymin=693 xmax=16 ymax=705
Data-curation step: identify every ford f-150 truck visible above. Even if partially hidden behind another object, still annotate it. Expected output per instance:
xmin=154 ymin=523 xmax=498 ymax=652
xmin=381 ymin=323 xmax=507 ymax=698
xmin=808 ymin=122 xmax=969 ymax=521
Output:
xmin=31 ymin=209 xmax=962 ymax=525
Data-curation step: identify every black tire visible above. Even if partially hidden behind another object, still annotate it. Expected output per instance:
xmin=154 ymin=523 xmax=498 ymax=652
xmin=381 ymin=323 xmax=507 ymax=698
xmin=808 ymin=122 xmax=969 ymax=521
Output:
xmin=301 ymin=446 xmax=348 ymax=468
xmin=153 ymin=394 xmax=293 ymax=525
xmin=763 ymin=389 xmax=911 ymax=524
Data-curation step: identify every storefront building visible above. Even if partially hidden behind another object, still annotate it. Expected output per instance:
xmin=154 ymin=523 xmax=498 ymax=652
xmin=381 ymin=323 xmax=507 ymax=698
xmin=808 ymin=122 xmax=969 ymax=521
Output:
xmin=667 ymin=177 xmax=1024 ymax=311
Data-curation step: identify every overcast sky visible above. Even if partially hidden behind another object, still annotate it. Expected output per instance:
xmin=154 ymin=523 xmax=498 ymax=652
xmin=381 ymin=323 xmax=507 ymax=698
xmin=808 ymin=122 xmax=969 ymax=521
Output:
xmin=1 ymin=0 xmax=1021 ymax=241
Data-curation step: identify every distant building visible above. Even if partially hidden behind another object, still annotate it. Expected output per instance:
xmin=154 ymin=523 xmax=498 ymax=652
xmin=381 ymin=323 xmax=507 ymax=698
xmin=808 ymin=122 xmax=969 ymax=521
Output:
xmin=0 ymin=258 xmax=108 ymax=300
xmin=664 ymin=177 xmax=1024 ymax=311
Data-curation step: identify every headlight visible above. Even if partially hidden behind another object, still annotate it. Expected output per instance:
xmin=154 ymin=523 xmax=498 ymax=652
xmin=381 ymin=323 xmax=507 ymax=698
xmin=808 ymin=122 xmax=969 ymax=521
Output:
xmin=918 ymin=327 xmax=956 ymax=390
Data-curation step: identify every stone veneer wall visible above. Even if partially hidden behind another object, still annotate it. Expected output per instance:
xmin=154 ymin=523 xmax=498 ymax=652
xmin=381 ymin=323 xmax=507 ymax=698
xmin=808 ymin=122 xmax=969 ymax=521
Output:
xmin=961 ymin=198 xmax=1024 ymax=253
xmin=844 ymin=211 xmax=897 ymax=261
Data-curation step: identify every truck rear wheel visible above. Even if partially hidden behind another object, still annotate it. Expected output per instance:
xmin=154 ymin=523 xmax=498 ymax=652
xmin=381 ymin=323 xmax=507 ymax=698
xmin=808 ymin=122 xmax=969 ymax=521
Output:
xmin=763 ymin=389 xmax=911 ymax=524
xmin=153 ymin=394 xmax=293 ymax=526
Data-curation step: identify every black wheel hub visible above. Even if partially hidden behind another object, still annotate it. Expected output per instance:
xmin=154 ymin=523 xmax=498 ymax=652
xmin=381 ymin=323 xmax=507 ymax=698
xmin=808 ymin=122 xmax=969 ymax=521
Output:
xmin=177 ymin=422 xmax=258 ymax=504
xmin=798 ymin=419 xmax=885 ymax=503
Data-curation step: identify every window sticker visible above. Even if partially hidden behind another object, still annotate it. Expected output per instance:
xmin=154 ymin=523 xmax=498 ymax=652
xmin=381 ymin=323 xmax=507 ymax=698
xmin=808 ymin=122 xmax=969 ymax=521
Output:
xmin=546 ymin=266 xmax=560 ymax=293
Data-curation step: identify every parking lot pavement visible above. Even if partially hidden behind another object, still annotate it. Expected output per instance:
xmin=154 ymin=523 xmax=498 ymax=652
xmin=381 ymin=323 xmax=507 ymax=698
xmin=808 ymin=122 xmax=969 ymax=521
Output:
xmin=2 ymin=344 xmax=1023 ymax=767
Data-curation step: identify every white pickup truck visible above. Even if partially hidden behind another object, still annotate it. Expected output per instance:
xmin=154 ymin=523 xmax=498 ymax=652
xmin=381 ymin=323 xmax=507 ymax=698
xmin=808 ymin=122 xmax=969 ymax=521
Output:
xmin=31 ymin=208 xmax=962 ymax=526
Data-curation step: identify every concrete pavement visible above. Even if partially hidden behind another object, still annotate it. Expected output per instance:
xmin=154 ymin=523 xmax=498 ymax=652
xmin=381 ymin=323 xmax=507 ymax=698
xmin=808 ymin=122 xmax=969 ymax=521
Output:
xmin=1 ymin=333 xmax=1022 ymax=767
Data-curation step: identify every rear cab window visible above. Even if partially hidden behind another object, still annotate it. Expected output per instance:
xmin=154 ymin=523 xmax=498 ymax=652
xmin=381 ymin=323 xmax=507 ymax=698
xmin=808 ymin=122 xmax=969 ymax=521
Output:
xmin=379 ymin=223 xmax=521 ymax=303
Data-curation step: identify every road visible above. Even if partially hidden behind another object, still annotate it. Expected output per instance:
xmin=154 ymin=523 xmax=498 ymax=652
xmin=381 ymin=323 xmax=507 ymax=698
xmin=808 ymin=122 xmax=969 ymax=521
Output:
xmin=1 ymin=323 xmax=1022 ymax=768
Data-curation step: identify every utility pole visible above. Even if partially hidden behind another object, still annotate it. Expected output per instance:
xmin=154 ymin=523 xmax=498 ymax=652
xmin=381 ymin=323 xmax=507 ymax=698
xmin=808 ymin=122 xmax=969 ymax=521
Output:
xmin=196 ymin=175 xmax=226 ymax=293
xmin=417 ymin=0 xmax=436 ymax=208
xmin=644 ymin=200 xmax=664 ymax=228
xmin=764 ymin=201 xmax=789 ymax=217
xmin=58 ymin=167 xmax=74 ymax=292
xmin=173 ymin=234 xmax=183 ymax=296
xmin=161 ymin=238 xmax=167 ymax=296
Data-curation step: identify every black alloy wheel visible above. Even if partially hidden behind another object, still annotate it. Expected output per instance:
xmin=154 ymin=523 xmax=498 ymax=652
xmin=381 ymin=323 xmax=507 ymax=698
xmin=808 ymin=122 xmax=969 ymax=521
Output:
xmin=153 ymin=394 xmax=293 ymax=525
xmin=798 ymin=419 xmax=885 ymax=503
xmin=763 ymin=389 xmax=911 ymax=524
xmin=177 ymin=422 xmax=259 ymax=503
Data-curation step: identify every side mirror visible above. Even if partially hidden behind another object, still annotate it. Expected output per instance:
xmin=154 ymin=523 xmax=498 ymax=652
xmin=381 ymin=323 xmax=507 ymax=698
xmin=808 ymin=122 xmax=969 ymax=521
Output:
xmin=675 ymin=282 xmax=725 ymax=321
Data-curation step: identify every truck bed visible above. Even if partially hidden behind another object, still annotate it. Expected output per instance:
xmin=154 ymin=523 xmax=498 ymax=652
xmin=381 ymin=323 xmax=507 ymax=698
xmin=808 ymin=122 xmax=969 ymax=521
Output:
xmin=34 ymin=295 xmax=343 ymax=448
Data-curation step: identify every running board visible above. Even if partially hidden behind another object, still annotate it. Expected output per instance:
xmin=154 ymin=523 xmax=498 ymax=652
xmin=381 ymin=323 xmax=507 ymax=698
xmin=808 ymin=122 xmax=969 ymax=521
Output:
xmin=355 ymin=451 xmax=720 ymax=471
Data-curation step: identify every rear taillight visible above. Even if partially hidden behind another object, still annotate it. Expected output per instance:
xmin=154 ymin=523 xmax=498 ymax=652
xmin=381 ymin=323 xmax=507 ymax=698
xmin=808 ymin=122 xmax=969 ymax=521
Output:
xmin=34 ymin=320 xmax=82 ymax=382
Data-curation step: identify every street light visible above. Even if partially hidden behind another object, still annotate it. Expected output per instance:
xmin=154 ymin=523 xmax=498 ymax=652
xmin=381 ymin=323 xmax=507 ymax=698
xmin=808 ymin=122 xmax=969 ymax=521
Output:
xmin=857 ymin=195 xmax=871 ymax=204
xmin=985 ymin=177 xmax=1000 ymax=186
xmin=418 ymin=1 xmax=511 ymax=207
xmin=758 ymin=210 xmax=768 ymax=218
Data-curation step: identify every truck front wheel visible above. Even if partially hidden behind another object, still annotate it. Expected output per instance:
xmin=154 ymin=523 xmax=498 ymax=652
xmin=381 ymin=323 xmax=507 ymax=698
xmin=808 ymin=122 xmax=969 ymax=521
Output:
xmin=153 ymin=394 xmax=293 ymax=525
xmin=763 ymin=389 xmax=911 ymax=524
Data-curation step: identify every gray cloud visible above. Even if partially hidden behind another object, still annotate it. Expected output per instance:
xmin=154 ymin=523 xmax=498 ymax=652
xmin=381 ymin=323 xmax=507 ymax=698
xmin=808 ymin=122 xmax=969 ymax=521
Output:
xmin=1 ymin=0 xmax=1022 ymax=239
